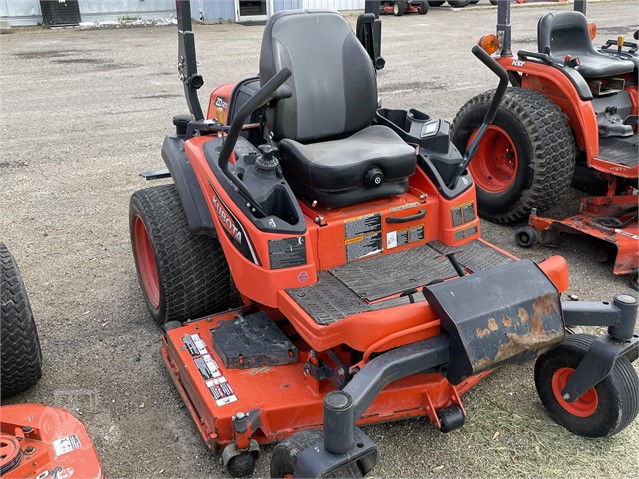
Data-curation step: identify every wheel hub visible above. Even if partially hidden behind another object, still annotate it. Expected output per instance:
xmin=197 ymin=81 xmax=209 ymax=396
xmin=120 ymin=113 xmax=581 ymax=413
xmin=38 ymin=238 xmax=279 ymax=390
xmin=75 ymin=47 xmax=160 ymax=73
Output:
xmin=468 ymin=125 xmax=518 ymax=193
xmin=551 ymin=367 xmax=598 ymax=417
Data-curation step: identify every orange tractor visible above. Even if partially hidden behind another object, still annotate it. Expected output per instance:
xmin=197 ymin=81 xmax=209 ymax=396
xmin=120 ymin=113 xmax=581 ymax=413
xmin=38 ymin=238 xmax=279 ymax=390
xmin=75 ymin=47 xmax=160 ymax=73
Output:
xmin=452 ymin=0 xmax=638 ymax=289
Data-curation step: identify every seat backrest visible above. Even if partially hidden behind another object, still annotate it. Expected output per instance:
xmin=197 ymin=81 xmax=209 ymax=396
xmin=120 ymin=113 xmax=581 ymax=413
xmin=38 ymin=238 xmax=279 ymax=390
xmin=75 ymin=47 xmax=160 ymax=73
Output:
xmin=260 ymin=10 xmax=377 ymax=142
xmin=537 ymin=11 xmax=597 ymax=59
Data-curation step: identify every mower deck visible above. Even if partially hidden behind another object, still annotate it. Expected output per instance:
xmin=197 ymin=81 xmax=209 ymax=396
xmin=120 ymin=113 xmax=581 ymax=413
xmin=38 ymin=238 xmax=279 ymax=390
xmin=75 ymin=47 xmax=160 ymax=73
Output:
xmin=162 ymin=309 xmax=488 ymax=450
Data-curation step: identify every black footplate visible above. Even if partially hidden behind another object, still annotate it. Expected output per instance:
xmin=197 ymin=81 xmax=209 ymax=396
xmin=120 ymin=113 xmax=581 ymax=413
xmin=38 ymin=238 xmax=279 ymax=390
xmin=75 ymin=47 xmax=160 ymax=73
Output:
xmin=211 ymin=311 xmax=299 ymax=368
xmin=287 ymin=240 xmax=515 ymax=325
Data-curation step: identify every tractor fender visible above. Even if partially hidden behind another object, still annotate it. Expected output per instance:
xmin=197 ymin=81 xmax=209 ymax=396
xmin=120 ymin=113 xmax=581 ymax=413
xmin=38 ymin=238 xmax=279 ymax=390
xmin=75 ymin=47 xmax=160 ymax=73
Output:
xmin=161 ymin=134 xmax=217 ymax=237
xmin=498 ymin=56 xmax=599 ymax=163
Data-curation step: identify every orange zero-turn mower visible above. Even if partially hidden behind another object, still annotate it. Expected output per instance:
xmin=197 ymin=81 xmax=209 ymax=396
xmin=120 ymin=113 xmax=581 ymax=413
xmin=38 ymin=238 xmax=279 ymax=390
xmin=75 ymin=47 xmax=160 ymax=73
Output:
xmin=129 ymin=2 xmax=639 ymax=477
xmin=0 ymin=243 xmax=103 ymax=479
xmin=451 ymin=0 xmax=639 ymax=289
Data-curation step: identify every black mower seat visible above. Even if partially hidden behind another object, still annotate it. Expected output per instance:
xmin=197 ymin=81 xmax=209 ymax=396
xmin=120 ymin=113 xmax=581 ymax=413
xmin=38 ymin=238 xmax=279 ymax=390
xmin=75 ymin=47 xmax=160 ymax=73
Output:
xmin=260 ymin=9 xmax=416 ymax=208
xmin=538 ymin=11 xmax=634 ymax=79
xmin=279 ymin=126 xmax=416 ymax=207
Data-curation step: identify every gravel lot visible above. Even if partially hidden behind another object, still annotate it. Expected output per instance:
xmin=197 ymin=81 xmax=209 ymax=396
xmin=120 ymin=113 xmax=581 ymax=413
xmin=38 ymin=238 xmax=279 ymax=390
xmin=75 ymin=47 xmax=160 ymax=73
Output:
xmin=1 ymin=1 xmax=638 ymax=478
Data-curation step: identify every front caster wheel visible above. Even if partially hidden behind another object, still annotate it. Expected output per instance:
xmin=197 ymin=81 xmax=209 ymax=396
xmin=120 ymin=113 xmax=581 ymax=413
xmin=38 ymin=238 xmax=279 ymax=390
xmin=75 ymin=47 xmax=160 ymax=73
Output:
xmin=228 ymin=452 xmax=257 ymax=478
xmin=515 ymin=225 xmax=537 ymax=248
xmin=535 ymin=334 xmax=639 ymax=437
xmin=393 ymin=1 xmax=405 ymax=15
xmin=270 ymin=429 xmax=362 ymax=478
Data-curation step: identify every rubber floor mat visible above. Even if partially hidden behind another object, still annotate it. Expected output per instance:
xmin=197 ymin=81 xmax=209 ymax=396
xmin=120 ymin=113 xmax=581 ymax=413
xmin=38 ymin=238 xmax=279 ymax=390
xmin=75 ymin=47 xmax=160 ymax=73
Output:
xmin=428 ymin=240 xmax=514 ymax=272
xmin=286 ymin=240 xmax=514 ymax=325
xmin=597 ymin=135 xmax=639 ymax=168
xmin=329 ymin=244 xmax=458 ymax=301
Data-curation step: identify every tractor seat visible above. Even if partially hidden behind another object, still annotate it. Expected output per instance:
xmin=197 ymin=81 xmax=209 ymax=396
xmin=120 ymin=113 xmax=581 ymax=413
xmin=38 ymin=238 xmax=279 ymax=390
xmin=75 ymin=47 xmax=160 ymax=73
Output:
xmin=260 ymin=10 xmax=416 ymax=208
xmin=538 ymin=11 xmax=634 ymax=79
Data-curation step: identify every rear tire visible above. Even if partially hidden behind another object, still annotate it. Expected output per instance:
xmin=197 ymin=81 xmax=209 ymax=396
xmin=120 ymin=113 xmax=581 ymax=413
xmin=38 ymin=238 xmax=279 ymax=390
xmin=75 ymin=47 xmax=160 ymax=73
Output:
xmin=419 ymin=0 xmax=429 ymax=14
xmin=490 ymin=0 xmax=498 ymax=4
xmin=0 ymin=242 xmax=42 ymax=398
xmin=448 ymin=1 xmax=470 ymax=6
xmin=470 ymin=0 xmax=479 ymax=3
xmin=451 ymin=87 xmax=575 ymax=223
xmin=535 ymin=334 xmax=639 ymax=437
xmin=393 ymin=1 xmax=405 ymax=15
xmin=428 ymin=0 xmax=446 ymax=5
xmin=129 ymin=185 xmax=230 ymax=326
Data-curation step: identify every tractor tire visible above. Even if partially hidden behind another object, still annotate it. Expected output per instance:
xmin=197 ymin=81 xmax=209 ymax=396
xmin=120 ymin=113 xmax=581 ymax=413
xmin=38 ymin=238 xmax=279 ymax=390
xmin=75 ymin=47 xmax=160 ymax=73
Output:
xmin=428 ymin=1 xmax=446 ymax=5
xmin=470 ymin=0 xmax=479 ymax=3
xmin=490 ymin=0 xmax=498 ymax=4
xmin=451 ymin=87 xmax=575 ymax=223
xmin=448 ymin=1 xmax=471 ymax=6
xmin=535 ymin=334 xmax=639 ymax=437
xmin=419 ymin=0 xmax=429 ymax=14
xmin=393 ymin=1 xmax=405 ymax=15
xmin=271 ymin=429 xmax=363 ymax=478
xmin=129 ymin=184 xmax=230 ymax=326
xmin=0 ymin=242 xmax=42 ymax=398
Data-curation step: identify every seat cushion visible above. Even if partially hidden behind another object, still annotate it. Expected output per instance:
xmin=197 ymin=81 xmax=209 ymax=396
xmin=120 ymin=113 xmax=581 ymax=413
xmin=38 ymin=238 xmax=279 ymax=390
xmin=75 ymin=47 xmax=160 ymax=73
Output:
xmin=279 ymin=125 xmax=416 ymax=191
xmin=538 ymin=11 xmax=634 ymax=79
xmin=573 ymin=53 xmax=635 ymax=79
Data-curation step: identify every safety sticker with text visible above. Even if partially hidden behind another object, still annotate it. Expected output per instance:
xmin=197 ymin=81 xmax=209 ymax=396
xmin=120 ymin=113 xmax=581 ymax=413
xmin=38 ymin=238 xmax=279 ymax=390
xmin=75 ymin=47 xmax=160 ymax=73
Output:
xmin=182 ymin=333 xmax=238 ymax=406
xmin=206 ymin=377 xmax=238 ymax=406
xmin=52 ymin=434 xmax=82 ymax=456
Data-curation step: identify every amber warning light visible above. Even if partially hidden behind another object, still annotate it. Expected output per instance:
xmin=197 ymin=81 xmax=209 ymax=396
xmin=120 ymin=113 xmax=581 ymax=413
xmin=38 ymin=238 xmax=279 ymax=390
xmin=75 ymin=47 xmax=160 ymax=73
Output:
xmin=478 ymin=34 xmax=500 ymax=55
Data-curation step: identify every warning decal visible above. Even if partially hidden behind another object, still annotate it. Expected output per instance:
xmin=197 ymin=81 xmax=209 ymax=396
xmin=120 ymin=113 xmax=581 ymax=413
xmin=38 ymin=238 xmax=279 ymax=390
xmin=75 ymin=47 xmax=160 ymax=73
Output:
xmin=52 ymin=434 xmax=82 ymax=456
xmin=451 ymin=201 xmax=475 ymax=226
xmin=346 ymin=232 xmax=382 ymax=262
xmin=206 ymin=377 xmax=238 ymax=406
xmin=183 ymin=334 xmax=208 ymax=357
xmin=386 ymin=224 xmax=425 ymax=250
xmin=344 ymin=213 xmax=381 ymax=239
xmin=182 ymin=333 xmax=238 ymax=406
xmin=194 ymin=354 xmax=222 ymax=380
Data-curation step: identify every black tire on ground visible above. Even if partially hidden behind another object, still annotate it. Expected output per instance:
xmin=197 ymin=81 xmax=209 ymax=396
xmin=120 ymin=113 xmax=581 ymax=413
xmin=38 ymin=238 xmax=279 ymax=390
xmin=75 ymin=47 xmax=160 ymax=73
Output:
xmin=448 ymin=1 xmax=471 ymax=6
xmin=228 ymin=452 xmax=257 ymax=478
xmin=0 ymin=242 xmax=42 ymax=398
xmin=515 ymin=225 xmax=537 ymax=248
xmin=270 ymin=429 xmax=363 ymax=478
xmin=428 ymin=0 xmax=446 ymax=5
xmin=393 ymin=1 xmax=405 ymax=15
xmin=129 ymin=184 xmax=230 ymax=326
xmin=470 ymin=0 xmax=480 ymax=3
xmin=535 ymin=334 xmax=639 ymax=437
xmin=419 ymin=0 xmax=429 ymax=14
xmin=490 ymin=0 xmax=498 ymax=4
xmin=451 ymin=87 xmax=576 ymax=223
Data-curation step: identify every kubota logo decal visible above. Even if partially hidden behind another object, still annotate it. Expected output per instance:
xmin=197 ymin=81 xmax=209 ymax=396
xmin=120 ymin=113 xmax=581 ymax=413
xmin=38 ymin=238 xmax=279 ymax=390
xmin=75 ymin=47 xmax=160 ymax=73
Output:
xmin=212 ymin=195 xmax=242 ymax=243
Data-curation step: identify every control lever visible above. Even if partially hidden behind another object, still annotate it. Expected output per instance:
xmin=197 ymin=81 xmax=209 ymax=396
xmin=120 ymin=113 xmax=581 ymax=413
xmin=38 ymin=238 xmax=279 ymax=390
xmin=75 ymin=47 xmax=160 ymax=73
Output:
xmin=447 ymin=46 xmax=509 ymax=190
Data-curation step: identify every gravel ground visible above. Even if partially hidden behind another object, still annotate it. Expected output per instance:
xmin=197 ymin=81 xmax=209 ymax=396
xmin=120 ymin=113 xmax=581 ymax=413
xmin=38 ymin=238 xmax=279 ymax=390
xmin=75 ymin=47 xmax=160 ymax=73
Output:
xmin=1 ymin=1 xmax=638 ymax=478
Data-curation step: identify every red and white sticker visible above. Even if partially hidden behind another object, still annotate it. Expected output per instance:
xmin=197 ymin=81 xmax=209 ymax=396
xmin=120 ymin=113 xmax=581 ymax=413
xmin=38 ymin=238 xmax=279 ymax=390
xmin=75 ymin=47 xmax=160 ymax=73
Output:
xmin=206 ymin=376 xmax=238 ymax=406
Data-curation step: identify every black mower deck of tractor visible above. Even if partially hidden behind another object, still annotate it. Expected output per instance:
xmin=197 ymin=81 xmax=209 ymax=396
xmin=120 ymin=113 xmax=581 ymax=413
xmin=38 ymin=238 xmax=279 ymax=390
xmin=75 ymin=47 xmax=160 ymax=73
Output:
xmin=287 ymin=240 xmax=514 ymax=325
xmin=597 ymin=135 xmax=639 ymax=167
